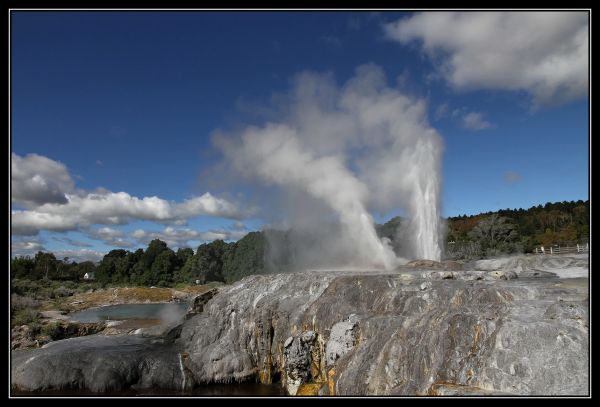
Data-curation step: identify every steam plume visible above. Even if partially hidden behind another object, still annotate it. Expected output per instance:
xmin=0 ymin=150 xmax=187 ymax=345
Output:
xmin=214 ymin=64 xmax=443 ymax=268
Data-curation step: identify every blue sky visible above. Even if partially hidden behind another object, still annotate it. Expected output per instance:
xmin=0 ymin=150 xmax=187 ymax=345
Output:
xmin=10 ymin=11 xmax=589 ymax=261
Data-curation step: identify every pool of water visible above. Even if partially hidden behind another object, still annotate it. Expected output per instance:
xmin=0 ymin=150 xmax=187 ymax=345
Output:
xmin=68 ymin=302 xmax=189 ymax=323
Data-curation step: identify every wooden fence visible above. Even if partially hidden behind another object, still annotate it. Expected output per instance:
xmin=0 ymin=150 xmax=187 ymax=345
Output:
xmin=534 ymin=243 xmax=589 ymax=255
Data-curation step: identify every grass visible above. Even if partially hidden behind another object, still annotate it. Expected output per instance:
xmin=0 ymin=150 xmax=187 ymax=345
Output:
xmin=52 ymin=284 xmax=219 ymax=312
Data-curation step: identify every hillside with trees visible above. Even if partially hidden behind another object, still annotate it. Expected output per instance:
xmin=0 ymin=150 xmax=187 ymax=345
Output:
xmin=445 ymin=199 xmax=589 ymax=259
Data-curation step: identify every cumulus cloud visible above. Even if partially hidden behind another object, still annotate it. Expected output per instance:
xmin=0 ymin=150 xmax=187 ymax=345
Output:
xmin=131 ymin=229 xmax=147 ymax=239
xmin=86 ymin=227 xmax=133 ymax=248
xmin=51 ymin=249 xmax=106 ymax=263
xmin=129 ymin=226 xmax=248 ymax=249
xmin=10 ymin=238 xmax=104 ymax=263
xmin=175 ymin=194 xmax=245 ymax=220
xmin=462 ymin=112 xmax=492 ymax=130
xmin=10 ymin=153 xmax=250 ymax=236
xmin=11 ymin=153 xmax=74 ymax=207
xmin=504 ymin=171 xmax=523 ymax=185
xmin=384 ymin=12 xmax=589 ymax=106
xmin=11 ymin=238 xmax=46 ymax=257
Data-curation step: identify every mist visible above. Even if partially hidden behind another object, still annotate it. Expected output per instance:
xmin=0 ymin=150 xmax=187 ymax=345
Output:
xmin=214 ymin=64 xmax=443 ymax=270
xmin=158 ymin=303 xmax=186 ymax=327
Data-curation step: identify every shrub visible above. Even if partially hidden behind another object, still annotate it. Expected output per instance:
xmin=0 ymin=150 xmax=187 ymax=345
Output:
xmin=11 ymin=294 xmax=40 ymax=311
xmin=40 ymin=322 xmax=61 ymax=339
xmin=54 ymin=286 xmax=74 ymax=298
xmin=11 ymin=309 xmax=40 ymax=327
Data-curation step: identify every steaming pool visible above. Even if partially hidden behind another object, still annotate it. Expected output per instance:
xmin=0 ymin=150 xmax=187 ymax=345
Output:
xmin=68 ymin=302 xmax=189 ymax=323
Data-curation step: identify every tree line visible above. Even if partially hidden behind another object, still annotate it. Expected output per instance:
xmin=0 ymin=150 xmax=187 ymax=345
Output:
xmin=444 ymin=199 xmax=589 ymax=258
xmin=10 ymin=232 xmax=268 ymax=287
xmin=11 ymin=199 xmax=589 ymax=285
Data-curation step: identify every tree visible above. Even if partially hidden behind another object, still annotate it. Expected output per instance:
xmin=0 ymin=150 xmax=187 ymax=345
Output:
xmin=176 ymin=247 xmax=194 ymax=270
xmin=196 ymin=240 xmax=229 ymax=283
xmin=222 ymin=232 xmax=265 ymax=283
xmin=34 ymin=251 xmax=57 ymax=280
xmin=375 ymin=216 xmax=404 ymax=255
xmin=468 ymin=214 xmax=520 ymax=256
xmin=11 ymin=256 xmax=35 ymax=280
xmin=174 ymin=241 xmax=230 ymax=284
xmin=147 ymin=249 xmax=176 ymax=286
xmin=96 ymin=249 xmax=129 ymax=284
xmin=137 ymin=240 xmax=168 ymax=273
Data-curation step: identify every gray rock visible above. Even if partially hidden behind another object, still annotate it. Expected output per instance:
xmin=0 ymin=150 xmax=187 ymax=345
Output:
xmin=419 ymin=282 xmax=431 ymax=291
xmin=11 ymin=335 xmax=188 ymax=393
xmin=186 ymin=288 xmax=219 ymax=316
xmin=11 ymin=255 xmax=589 ymax=396
xmin=325 ymin=315 xmax=360 ymax=366
xmin=283 ymin=331 xmax=317 ymax=395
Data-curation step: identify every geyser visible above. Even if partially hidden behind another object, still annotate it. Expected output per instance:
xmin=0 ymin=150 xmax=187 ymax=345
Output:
xmin=215 ymin=64 xmax=443 ymax=268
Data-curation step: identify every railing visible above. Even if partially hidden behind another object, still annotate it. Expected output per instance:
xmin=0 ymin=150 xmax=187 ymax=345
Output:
xmin=534 ymin=243 xmax=589 ymax=255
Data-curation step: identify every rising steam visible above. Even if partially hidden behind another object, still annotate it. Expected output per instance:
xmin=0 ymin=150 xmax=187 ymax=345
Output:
xmin=214 ymin=64 xmax=443 ymax=269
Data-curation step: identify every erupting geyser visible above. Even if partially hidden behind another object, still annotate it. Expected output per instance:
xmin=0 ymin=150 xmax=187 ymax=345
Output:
xmin=215 ymin=64 xmax=443 ymax=268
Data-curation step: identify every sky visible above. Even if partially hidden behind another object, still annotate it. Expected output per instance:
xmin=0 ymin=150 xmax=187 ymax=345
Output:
xmin=10 ymin=11 xmax=590 ymax=261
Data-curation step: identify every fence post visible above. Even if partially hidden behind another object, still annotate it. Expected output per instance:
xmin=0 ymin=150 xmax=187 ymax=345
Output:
xmin=550 ymin=246 xmax=553 ymax=255
xmin=577 ymin=244 xmax=580 ymax=252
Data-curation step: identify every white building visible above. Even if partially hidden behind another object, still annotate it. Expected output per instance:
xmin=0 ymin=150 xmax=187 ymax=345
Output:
xmin=83 ymin=272 xmax=95 ymax=280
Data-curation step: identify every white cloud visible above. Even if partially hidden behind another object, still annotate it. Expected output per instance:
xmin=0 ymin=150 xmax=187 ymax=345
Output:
xmin=131 ymin=229 xmax=147 ymax=239
xmin=12 ymin=210 xmax=79 ymax=235
xmin=52 ymin=249 xmax=106 ymax=263
xmin=11 ymin=153 xmax=74 ymax=207
xmin=11 ymin=236 xmax=105 ymax=262
xmin=384 ymin=12 xmax=589 ymax=106
xmin=231 ymin=221 xmax=247 ymax=231
xmin=11 ymin=238 xmax=46 ymax=257
xmin=130 ymin=226 xmax=248 ymax=249
xmin=504 ymin=171 xmax=523 ymax=185
xmin=462 ymin=112 xmax=492 ymax=130
xmin=86 ymin=227 xmax=133 ymax=248
xmin=94 ymin=227 xmax=124 ymax=239
xmin=10 ymin=153 xmax=250 ymax=236
xmin=175 ymin=193 xmax=246 ymax=220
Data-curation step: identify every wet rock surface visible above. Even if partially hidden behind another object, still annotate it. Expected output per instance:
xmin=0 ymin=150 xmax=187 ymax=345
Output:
xmin=12 ymin=254 xmax=589 ymax=396
xmin=11 ymin=335 xmax=186 ymax=393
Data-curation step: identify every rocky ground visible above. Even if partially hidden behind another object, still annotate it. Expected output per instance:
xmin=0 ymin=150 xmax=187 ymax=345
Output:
xmin=11 ymin=254 xmax=589 ymax=396
xmin=11 ymin=285 xmax=216 ymax=350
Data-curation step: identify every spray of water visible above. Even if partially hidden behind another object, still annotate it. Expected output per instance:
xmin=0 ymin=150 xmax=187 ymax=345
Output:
xmin=214 ymin=64 xmax=443 ymax=268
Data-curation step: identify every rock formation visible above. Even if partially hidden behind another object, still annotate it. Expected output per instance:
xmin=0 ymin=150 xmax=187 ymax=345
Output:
xmin=11 ymin=254 xmax=589 ymax=396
